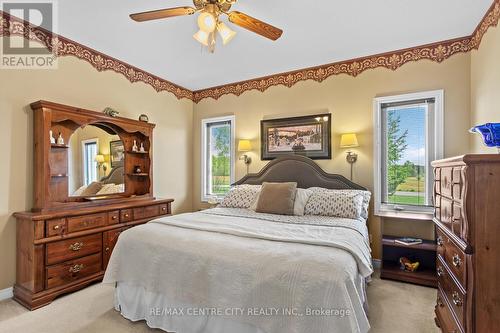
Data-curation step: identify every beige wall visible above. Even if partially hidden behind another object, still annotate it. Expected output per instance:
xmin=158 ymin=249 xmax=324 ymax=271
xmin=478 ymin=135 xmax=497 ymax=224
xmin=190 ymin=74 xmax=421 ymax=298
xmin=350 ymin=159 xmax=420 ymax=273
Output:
xmin=0 ymin=55 xmax=193 ymax=290
xmin=471 ymin=24 xmax=500 ymax=153
xmin=193 ymin=54 xmax=472 ymax=260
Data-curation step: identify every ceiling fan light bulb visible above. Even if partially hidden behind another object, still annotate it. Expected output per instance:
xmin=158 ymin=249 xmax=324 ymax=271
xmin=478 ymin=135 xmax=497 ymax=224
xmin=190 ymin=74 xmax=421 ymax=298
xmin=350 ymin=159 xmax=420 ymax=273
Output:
xmin=198 ymin=12 xmax=217 ymax=32
xmin=217 ymin=22 xmax=236 ymax=45
xmin=193 ymin=29 xmax=209 ymax=46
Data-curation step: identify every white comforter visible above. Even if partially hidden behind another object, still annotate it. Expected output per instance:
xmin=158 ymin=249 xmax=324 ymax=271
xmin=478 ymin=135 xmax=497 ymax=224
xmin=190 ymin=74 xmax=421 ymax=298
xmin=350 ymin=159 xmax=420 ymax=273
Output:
xmin=103 ymin=208 xmax=373 ymax=333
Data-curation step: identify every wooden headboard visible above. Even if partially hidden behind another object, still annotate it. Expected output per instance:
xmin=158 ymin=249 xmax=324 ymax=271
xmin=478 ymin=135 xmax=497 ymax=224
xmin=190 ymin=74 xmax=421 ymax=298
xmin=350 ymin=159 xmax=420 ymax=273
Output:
xmin=233 ymin=155 xmax=366 ymax=190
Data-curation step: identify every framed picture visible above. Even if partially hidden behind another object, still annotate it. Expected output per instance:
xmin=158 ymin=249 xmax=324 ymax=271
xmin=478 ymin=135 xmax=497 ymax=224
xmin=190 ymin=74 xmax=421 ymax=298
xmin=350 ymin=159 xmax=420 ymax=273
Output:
xmin=110 ymin=140 xmax=125 ymax=168
xmin=261 ymin=114 xmax=331 ymax=160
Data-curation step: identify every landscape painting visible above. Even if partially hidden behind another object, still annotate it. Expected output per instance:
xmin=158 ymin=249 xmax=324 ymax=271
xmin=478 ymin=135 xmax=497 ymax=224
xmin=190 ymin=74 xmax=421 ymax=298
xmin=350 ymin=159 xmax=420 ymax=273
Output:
xmin=261 ymin=114 xmax=331 ymax=160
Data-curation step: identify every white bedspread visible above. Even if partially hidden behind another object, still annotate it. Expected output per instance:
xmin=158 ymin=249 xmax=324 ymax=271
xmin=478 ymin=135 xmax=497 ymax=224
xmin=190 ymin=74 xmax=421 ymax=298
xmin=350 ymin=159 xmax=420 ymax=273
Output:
xmin=103 ymin=208 xmax=373 ymax=333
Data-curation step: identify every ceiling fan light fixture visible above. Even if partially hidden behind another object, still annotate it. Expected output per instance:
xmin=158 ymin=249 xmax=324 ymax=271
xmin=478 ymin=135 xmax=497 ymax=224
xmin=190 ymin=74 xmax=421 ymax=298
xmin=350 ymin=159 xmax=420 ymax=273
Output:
xmin=217 ymin=22 xmax=236 ymax=45
xmin=197 ymin=12 xmax=217 ymax=33
xmin=193 ymin=29 xmax=210 ymax=46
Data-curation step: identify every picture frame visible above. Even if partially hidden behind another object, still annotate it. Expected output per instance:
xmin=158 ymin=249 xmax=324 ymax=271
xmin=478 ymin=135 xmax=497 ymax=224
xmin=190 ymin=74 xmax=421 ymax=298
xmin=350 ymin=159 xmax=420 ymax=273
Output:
xmin=110 ymin=140 xmax=125 ymax=168
xmin=261 ymin=114 xmax=332 ymax=160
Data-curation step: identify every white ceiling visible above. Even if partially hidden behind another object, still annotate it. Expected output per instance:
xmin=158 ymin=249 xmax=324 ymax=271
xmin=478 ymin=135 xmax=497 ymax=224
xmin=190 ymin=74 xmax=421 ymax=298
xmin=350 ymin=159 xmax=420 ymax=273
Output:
xmin=48 ymin=1 xmax=494 ymax=90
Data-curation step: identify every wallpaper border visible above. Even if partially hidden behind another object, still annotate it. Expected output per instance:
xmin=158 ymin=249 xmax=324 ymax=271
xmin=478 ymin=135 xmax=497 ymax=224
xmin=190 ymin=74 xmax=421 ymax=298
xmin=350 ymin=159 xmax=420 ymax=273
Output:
xmin=1 ymin=1 xmax=499 ymax=103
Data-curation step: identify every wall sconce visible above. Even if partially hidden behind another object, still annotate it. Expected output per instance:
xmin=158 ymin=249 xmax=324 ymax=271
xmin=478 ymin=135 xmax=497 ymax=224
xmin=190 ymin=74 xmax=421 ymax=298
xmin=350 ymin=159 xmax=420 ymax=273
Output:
xmin=340 ymin=133 xmax=359 ymax=180
xmin=238 ymin=139 xmax=252 ymax=173
xmin=95 ymin=154 xmax=107 ymax=174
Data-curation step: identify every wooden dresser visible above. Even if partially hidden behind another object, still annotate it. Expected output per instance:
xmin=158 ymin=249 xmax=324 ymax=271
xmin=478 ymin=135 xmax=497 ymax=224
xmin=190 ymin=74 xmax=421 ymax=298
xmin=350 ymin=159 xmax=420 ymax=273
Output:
xmin=432 ymin=155 xmax=500 ymax=333
xmin=13 ymin=101 xmax=174 ymax=310
xmin=14 ymin=199 xmax=172 ymax=310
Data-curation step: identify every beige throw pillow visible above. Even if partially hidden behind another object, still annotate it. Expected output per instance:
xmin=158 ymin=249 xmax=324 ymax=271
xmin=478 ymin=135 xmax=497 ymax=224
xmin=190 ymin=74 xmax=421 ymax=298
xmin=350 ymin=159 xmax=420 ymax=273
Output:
xmin=81 ymin=181 xmax=103 ymax=196
xmin=255 ymin=182 xmax=297 ymax=215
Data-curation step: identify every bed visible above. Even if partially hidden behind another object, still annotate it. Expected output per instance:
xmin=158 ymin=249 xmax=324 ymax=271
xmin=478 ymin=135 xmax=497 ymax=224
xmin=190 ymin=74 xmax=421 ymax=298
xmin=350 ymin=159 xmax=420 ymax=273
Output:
xmin=103 ymin=155 xmax=373 ymax=333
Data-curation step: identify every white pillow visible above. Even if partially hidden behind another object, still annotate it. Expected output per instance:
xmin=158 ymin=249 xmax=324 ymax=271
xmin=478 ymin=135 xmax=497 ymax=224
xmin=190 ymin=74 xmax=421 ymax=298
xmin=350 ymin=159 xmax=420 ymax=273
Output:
xmin=96 ymin=183 xmax=123 ymax=195
xmin=219 ymin=185 xmax=261 ymax=208
xmin=293 ymin=188 xmax=313 ymax=216
xmin=304 ymin=188 xmax=364 ymax=219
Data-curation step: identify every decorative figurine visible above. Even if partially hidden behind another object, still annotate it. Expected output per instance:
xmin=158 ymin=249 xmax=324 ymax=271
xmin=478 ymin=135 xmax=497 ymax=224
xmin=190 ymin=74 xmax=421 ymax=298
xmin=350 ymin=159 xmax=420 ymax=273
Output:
xmin=49 ymin=130 xmax=56 ymax=144
xmin=470 ymin=123 xmax=500 ymax=153
xmin=132 ymin=140 xmax=139 ymax=152
xmin=399 ymin=257 xmax=420 ymax=272
xmin=139 ymin=114 xmax=149 ymax=123
xmin=140 ymin=142 xmax=145 ymax=153
xmin=133 ymin=165 xmax=142 ymax=174
xmin=103 ymin=107 xmax=119 ymax=117
xmin=57 ymin=133 xmax=64 ymax=145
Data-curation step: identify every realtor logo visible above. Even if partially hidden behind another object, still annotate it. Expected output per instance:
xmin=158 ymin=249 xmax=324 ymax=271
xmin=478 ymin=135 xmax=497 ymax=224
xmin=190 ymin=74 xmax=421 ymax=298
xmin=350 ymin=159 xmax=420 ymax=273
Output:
xmin=1 ymin=1 xmax=58 ymax=69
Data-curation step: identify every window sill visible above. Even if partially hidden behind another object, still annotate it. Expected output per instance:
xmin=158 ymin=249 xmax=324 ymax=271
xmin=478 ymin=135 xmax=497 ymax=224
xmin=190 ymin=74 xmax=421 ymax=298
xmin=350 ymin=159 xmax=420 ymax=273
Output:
xmin=375 ymin=210 xmax=434 ymax=221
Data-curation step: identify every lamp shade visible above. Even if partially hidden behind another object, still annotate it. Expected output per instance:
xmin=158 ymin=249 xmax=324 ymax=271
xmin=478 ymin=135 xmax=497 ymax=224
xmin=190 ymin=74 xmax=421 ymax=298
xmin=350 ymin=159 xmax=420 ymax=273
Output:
xmin=340 ymin=133 xmax=359 ymax=148
xmin=217 ymin=22 xmax=236 ymax=45
xmin=197 ymin=12 xmax=217 ymax=32
xmin=94 ymin=154 xmax=105 ymax=163
xmin=238 ymin=140 xmax=252 ymax=152
xmin=193 ymin=29 xmax=210 ymax=46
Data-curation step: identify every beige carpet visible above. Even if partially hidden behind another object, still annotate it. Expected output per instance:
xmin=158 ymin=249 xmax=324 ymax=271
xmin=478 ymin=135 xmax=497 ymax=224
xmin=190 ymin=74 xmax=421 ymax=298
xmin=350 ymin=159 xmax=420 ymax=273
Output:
xmin=0 ymin=271 xmax=439 ymax=333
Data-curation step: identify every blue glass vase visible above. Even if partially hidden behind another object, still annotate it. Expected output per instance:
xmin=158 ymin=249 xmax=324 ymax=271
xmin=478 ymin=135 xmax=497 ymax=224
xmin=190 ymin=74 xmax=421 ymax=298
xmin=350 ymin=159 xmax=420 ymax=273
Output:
xmin=470 ymin=123 xmax=500 ymax=152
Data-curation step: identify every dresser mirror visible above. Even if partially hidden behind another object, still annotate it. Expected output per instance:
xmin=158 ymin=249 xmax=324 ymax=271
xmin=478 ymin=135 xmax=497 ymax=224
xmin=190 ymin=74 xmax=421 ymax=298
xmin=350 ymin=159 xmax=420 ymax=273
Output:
xmin=68 ymin=124 xmax=125 ymax=197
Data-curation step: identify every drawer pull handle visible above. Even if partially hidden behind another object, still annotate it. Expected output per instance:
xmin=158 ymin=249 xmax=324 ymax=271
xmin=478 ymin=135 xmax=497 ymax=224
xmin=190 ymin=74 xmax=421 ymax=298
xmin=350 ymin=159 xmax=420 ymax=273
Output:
xmin=452 ymin=254 xmax=462 ymax=267
xmin=452 ymin=292 xmax=463 ymax=307
xmin=437 ymin=267 xmax=444 ymax=277
xmin=69 ymin=242 xmax=84 ymax=251
xmin=69 ymin=264 xmax=84 ymax=273
xmin=437 ymin=236 xmax=443 ymax=246
xmin=105 ymin=247 xmax=110 ymax=252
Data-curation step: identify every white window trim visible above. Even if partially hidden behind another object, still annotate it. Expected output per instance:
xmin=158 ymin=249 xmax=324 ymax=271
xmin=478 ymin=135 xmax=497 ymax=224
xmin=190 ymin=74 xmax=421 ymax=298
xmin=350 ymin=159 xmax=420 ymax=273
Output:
xmin=201 ymin=115 xmax=235 ymax=203
xmin=373 ymin=90 xmax=444 ymax=219
xmin=81 ymin=138 xmax=99 ymax=186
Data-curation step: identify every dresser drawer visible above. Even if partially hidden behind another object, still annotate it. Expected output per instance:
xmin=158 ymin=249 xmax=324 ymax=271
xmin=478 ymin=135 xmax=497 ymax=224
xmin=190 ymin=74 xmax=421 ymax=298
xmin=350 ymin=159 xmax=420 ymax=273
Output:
xmin=46 ymin=234 xmax=102 ymax=265
xmin=159 ymin=203 xmax=169 ymax=215
xmin=437 ymin=256 xmax=466 ymax=330
xmin=436 ymin=228 xmax=467 ymax=288
xmin=436 ymin=287 xmax=463 ymax=333
xmin=67 ymin=213 xmax=106 ymax=233
xmin=120 ymin=209 xmax=133 ymax=223
xmin=133 ymin=205 xmax=160 ymax=220
xmin=45 ymin=218 xmax=66 ymax=237
xmin=437 ymin=196 xmax=463 ymax=239
xmin=46 ymin=253 xmax=102 ymax=289
xmin=107 ymin=210 xmax=120 ymax=225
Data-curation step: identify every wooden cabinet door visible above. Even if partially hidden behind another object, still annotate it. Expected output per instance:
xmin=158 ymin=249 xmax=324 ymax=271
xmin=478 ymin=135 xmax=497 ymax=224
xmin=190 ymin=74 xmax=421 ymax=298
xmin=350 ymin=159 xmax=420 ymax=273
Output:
xmin=103 ymin=227 xmax=128 ymax=270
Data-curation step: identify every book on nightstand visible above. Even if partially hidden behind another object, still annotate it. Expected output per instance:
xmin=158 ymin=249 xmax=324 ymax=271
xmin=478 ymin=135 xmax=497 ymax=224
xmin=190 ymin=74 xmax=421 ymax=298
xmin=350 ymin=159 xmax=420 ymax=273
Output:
xmin=394 ymin=237 xmax=423 ymax=246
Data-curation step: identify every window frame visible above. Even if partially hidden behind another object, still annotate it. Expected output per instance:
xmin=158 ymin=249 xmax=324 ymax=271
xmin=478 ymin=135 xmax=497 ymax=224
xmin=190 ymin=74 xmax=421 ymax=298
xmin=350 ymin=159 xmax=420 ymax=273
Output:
xmin=81 ymin=138 xmax=99 ymax=186
xmin=200 ymin=115 xmax=235 ymax=203
xmin=373 ymin=90 xmax=444 ymax=219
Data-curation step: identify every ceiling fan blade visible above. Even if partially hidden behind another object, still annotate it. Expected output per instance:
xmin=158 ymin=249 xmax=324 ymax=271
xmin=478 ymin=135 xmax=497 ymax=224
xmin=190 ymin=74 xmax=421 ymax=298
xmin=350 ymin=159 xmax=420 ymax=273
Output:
xmin=130 ymin=7 xmax=196 ymax=22
xmin=228 ymin=11 xmax=283 ymax=41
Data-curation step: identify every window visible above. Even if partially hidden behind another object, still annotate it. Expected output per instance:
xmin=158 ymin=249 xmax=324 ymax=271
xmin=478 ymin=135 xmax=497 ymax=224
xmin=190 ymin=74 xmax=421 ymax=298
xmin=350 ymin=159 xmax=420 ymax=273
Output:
xmin=374 ymin=90 xmax=443 ymax=217
xmin=82 ymin=138 xmax=98 ymax=186
xmin=201 ymin=116 xmax=235 ymax=202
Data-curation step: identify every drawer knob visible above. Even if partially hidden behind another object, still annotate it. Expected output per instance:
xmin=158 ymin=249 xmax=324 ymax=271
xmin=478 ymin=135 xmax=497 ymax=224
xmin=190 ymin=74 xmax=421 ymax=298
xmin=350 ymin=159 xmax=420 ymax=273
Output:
xmin=452 ymin=254 xmax=462 ymax=267
xmin=69 ymin=242 xmax=84 ymax=251
xmin=452 ymin=291 xmax=463 ymax=307
xmin=437 ymin=266 xmax=444 ymax=277
xmin=162 ymin=207 xmax=166 ymax=211
xmin=124 ymin=213 xmax=129 ymax=218
xmin=69 ymin=264 xmax=84 ymax=273
xmin=112 ymin=215 xmax=118 ymax=220
xmin=105 ymin=247 xmax=110 ymax=252
xmin=437 ymin=236 xmax=443 ymax=246
xmin=437 ymin=296 xmax=444 ymax=308
xmin=53 ymin=225 xmax=60 ymax=230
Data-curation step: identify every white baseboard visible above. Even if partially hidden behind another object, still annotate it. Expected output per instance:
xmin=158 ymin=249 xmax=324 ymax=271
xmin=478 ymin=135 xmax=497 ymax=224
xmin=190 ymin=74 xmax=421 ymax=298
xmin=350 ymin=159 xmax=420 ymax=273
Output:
xmin=0 ymin=287 xmax=13 ymax=301
xmin=372 ymin=259 xmax=382 ymax=269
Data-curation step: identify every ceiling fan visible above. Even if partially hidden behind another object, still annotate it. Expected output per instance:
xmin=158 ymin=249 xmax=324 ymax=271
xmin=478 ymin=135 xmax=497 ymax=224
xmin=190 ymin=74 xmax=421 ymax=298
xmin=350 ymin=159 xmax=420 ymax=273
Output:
xmin=130 ymin=0 xmax=283 ymax=53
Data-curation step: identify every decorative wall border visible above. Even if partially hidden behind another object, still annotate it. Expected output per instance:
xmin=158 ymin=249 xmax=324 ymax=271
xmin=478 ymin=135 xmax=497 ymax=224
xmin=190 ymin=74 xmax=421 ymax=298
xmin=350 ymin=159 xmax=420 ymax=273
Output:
xmin=0 ymin=11 xmax=193 ymax=101
xmin=192 ymin=0 xmax=500 ymax=103
xmin=1 ymin=1 xmax=499 ymax=103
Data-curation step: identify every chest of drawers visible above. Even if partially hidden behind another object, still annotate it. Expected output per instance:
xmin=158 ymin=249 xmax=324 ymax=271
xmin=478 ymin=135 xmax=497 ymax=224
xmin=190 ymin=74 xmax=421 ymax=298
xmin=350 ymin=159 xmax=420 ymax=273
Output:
xmin=432 ymin=155 xmax=500 ymax=333
xmin=13 ymin=198 xmax=173 ymax=310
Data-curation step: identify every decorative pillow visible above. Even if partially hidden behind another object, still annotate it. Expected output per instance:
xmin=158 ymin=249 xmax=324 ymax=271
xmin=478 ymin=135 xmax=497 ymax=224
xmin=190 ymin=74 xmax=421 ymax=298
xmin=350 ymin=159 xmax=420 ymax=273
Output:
xmin=304 ymin=188 xmax=364 ymax=219
xmin=80 ymin=181 xmax=103 ymax=196
xmin=219 ymin=184 xmax=261 ymax=208
xmin=308 ymin=187 xmax=371 ymax=219
xmin=72 ymin=185 xmax=87 ymax=197
xmin=96 ymin=183 xmax=123 ymax=195
xmin=293 ymin=188 xmax=313 ymax=216
xmin=255 ymin=182 xmax=297 ymax=215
